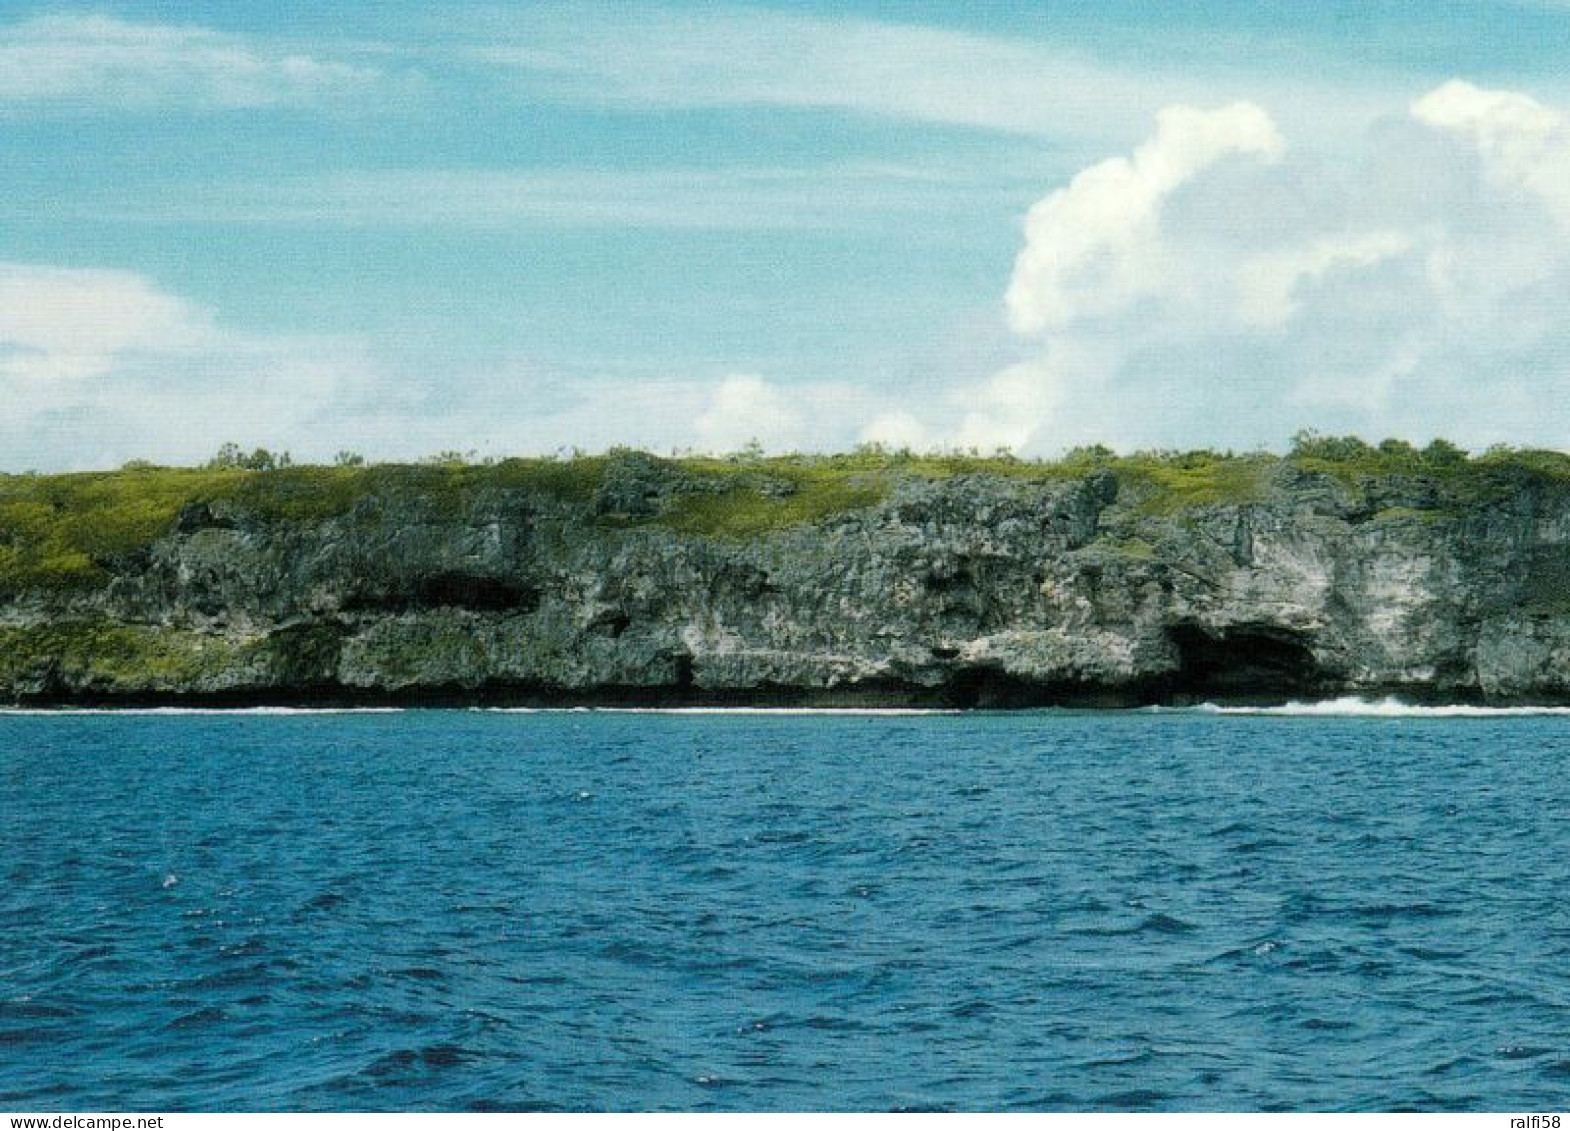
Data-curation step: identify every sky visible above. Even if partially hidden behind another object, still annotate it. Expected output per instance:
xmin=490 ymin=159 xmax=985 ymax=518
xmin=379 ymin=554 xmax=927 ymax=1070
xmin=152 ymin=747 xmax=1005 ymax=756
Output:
xmin=8 ymin=2 xmax=1570 ymax=469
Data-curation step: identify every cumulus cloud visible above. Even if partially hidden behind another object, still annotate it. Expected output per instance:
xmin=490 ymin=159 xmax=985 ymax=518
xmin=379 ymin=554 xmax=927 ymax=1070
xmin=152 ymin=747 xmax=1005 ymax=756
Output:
xmin=1005 ymin=102 xmax=1284 ymax=333
xmin=1412 ymin=79 xmax=1570 ymax=224
xmin=0 ymin=263 xmax=377 ymax=468
xmin=859 ymin=411 xmax=932 ymax=452
xmin=899 ymin=81 xmax=1570 ymax=454
xmin=693 ymin=374 xmax=801 ymax=452
xmin=20 ymin=80 xmax=1570 ymax=468
xmin=0 ymin=265 xmax=881 ymax=469
xmin=0 ymin=13 xmax=382 ymax=108
xmin=0 ymin=264 xmax=215 ymax=386
xmin=1233 ymin=231 xmax=1413 ymax=328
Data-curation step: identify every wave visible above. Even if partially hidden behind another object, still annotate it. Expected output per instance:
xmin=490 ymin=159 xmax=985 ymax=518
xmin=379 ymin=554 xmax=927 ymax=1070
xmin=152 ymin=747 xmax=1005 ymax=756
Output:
xmin=5 ymin=699 xmax=1562 ymax=718
xmin=1182 ymin=696 xmax=1570 ymax=718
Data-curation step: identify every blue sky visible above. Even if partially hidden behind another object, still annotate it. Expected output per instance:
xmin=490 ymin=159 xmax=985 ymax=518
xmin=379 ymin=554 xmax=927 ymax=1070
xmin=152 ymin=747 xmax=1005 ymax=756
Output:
xmin=7 ymin=2 xmax=1570 ymax=468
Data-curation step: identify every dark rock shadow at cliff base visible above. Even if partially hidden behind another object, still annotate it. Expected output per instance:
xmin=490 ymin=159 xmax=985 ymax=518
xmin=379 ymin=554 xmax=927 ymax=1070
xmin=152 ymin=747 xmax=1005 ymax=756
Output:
xmin=0 ymin=645 xmax=1527 ymax=711
xmin=1162 ymin=623 xmax=1327 ymax=703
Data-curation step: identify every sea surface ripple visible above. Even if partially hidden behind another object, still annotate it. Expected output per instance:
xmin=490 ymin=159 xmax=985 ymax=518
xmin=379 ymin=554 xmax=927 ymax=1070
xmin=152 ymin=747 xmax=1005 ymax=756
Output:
xmin=2 ymin=709 xmax=1568 ymax=1111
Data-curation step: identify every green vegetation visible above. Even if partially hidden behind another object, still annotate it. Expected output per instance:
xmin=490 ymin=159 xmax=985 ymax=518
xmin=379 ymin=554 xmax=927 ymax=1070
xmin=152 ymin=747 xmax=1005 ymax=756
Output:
xmin=0 ymin=465 xmax=246 ymax=594
xmin=1101 ymin=535 xmax=1159 ymax=560
xmin=1112 ymin=451 xmax=1277 ymax=515
xmin=4 ymin=438 xmax=1570 ymax=597
xmin=1279 ymin=431 xmax=1570 ymax=513
xmin=1285 ymin=431 xmax=1475 ymax=480
xmin=0 ymin=620 xmax=234 ymax=689
xmin=206 ymin=443 xmax=294 ymax=471
xmin=658 ymin=471 xmax=887 ymax=537
xmin=0 ymin=456 xmax=614 ymax=596
xmin=1367 ymin=506 xmax=1448 ymax=525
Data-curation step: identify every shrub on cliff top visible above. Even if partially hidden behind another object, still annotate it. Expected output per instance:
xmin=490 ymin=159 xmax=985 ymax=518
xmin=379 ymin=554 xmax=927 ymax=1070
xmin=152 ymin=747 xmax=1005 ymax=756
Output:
xmin=1289 ymin=430 xmax=1473 ymax=474
xmin=4 ymin=441 xmax=1570 ymax=597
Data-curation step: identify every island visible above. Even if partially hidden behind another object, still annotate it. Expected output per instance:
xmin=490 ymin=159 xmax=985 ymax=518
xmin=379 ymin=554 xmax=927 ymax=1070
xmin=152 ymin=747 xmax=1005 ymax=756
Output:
xmin=4 ymin=436 xmax=1569 ymax=707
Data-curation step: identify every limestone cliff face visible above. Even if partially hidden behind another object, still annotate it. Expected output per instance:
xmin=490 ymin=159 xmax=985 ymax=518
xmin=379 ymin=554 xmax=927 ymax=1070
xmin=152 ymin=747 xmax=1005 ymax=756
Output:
xmin=5 ymin=452 xmax=1570 ymax=705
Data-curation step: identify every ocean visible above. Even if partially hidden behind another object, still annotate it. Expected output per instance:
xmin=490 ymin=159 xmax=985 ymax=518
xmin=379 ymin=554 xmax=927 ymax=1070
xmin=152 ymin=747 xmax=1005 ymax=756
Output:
xmin=2 ymin=705 xmax=1567 ymax=1111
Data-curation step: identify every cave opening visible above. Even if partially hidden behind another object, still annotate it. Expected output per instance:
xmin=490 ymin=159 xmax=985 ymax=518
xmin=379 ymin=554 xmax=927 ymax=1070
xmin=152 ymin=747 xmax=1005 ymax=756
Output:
xmin=1167 ymin=623 xmax=1323 ymax=700
xmin=415 ymin=572 xmax=538 ymax=612
xmin=347 ymin=572 xmax=541 ymax=613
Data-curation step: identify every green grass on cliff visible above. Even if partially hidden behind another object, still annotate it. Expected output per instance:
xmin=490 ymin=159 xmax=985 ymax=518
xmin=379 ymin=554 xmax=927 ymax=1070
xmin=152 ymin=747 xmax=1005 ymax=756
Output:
xmin=1113 ymin=452 xmax=1278 ymax=515
xmin=0 ymin=620 xmax=235 ymax=689
xmin=657 ymin=478 xmax=888 ymax=538
xmin=0 ymin=467 xmax=243 ymax=593
xmin=0 ymin=459 xmax=611 ymax=596
xmin=5 ymin=438 xmax=1570 ymax=597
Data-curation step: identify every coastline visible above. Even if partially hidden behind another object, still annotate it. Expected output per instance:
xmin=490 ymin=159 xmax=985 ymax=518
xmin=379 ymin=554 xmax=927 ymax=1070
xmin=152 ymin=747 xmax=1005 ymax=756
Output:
xmin=9 ymin=448 xmax=1570 ymax=710
xmin=9 ymin=683 xmax=1570 ymax=712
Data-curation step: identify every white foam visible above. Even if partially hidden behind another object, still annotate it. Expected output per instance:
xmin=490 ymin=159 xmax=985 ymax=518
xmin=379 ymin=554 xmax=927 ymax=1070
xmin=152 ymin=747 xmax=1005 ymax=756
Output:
xmin=5 ymin=699 xmax=1560 ymax=719
xmin=1185 ymin=696 xmax=1570 ymax=718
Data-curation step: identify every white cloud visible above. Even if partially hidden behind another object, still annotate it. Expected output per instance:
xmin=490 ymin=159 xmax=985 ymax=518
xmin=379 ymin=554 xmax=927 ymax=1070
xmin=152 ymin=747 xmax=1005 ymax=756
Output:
xmin=948 ymin=340 xmax=1127 ymax=454
xmin=475 ymin=7 xmax=1158 ymax=138
xmin=1004 ymin=102 xmax=1284 ymax=333
xmin=0 ymin=264 xmax=215 ymax=386
xmin=342 ymin=371 xmax=884 ymax=460
xmin=82 ymin=163 xmax=1031 ymax=232
xmin=0 ymin=13 xmax=382 ymax=108
xmin=859 ymin=412 xmax=931 ymax=452
xmin=0 ymin=264 xmax=881 ymax=468
xmin=1235 ymin=231 xmax=1412 ymax=327
xmin=470 ymin=7 xmax=1390 ymax=143
xmin=693 ymin=374 xmax=800 ymax=452
xmin=0 ymin=263 xmax=375 ymax=468
xmin=893 ymin=82 xmax=1570 ymax=454
xmin=1412 ymin=79 xmax=1570 ymax=223
xmin=20 ymin=80 xmax=1570 ymax=469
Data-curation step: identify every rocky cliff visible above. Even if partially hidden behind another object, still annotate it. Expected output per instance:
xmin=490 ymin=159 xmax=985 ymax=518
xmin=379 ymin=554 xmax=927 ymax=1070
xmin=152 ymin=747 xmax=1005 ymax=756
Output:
xmin=5 ymin=446 xmax=1570 ymax=706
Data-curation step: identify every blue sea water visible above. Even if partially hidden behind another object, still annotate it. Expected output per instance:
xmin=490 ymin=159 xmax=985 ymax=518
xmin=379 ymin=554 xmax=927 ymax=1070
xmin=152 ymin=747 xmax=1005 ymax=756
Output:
xmin=2 ymin=706 xmax=1569 ymax=1112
